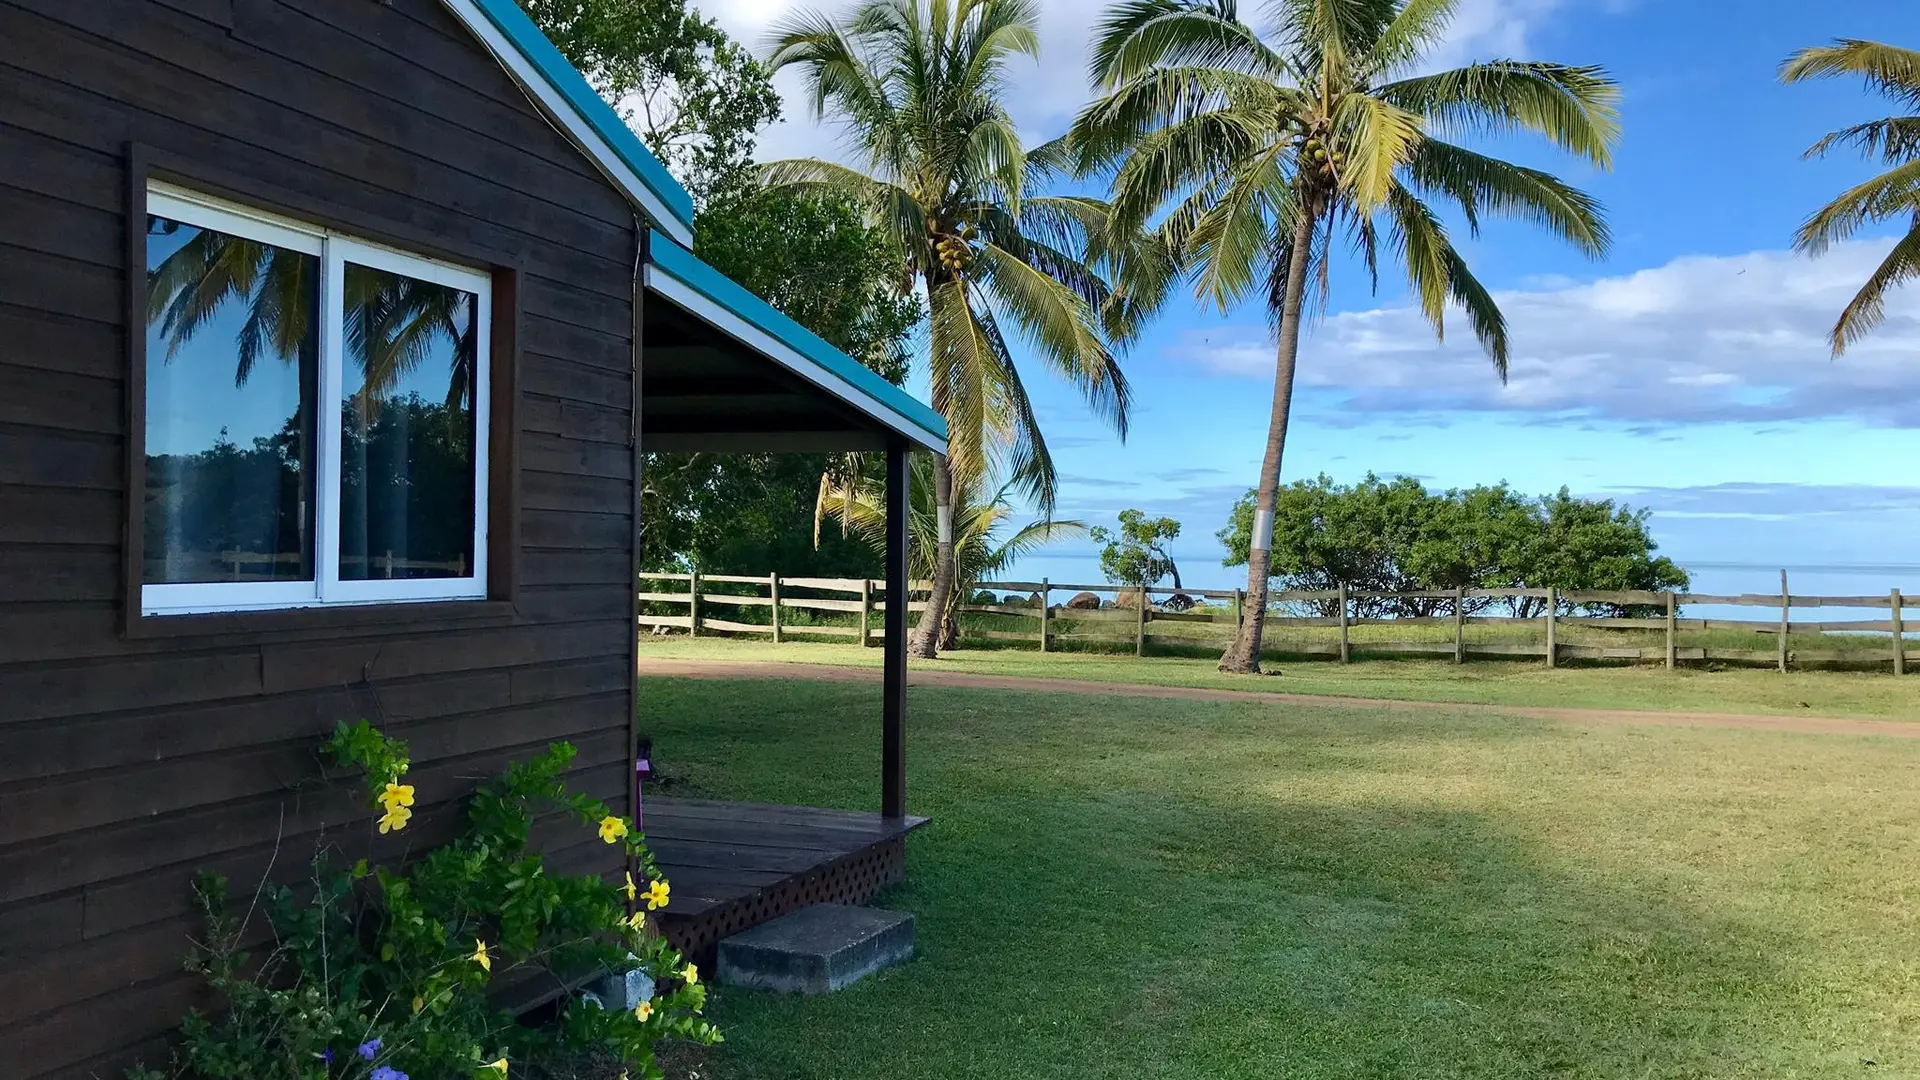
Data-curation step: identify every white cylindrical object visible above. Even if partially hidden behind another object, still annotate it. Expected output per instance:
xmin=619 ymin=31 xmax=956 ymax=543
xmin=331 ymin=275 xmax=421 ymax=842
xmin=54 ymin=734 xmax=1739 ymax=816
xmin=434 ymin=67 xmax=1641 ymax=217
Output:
xmin=1250 ymin=508 xmax=1274 ymax=553
xmin=937 ymin=504 xmax=953 ymax=545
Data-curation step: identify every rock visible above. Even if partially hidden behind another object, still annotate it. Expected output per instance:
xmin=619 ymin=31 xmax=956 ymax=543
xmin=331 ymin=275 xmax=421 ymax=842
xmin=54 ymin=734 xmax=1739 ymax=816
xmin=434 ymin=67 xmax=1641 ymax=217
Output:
xmin=1065 ymin=591 xmax=1102 ymax=610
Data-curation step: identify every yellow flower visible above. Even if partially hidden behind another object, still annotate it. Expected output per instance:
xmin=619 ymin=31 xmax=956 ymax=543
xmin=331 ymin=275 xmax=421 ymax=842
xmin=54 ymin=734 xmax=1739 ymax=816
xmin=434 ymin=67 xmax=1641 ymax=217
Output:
xmin=644 ymin=878 xmax=671 ymax=912
xmin=411 ymin=995 xmax=425 ymax=1015
xmin=379 ymin=782 xmax=415 ymax=809
xmin=633 ymin=1000 xmax=653 ymax=1022
xmin=597 ymin=816 xmax=628 ymax=844
xmin=482 ymin=1058 xmax=508 ymax=1076
xmin=627 ymin=910 xmax=648 ymax=933
xmin=472 ymin=939 xmax=491 ymax=972
xmin=623 ymin=870 xmax=637 ymax=902
xmin=681 ymin=963 xmax=699 ymax=986
xmin=377 ymin=805 xmax=412 ymax=834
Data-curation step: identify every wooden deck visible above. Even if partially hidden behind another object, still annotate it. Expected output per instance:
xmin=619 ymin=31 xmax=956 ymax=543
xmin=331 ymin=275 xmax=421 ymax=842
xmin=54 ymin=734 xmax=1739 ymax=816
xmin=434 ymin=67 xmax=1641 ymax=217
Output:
xmin=644 ymin=797 xmax=928 ymax=966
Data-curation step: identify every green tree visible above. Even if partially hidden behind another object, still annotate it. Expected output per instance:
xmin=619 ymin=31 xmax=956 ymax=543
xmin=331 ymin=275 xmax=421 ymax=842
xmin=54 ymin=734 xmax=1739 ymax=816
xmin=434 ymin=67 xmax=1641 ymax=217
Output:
xmin=763 ymin=0 xmax=1174 ymax=659
xmin=523 ymin=0 xmax=781 ymax=204
xmin=1218 ymin=475 xmax=1689 ymax=621
xmin=820 ymin=454 xmax=1086 ymax=648
xmin=1515 ymin=488 xmax=1690 ymax=618
xmin=695 ymin=190 xmax=922 ymax=380
xmin=1781 ymin=40 xmax=1920 ymax=354
xmin=641 ymin=452 xmax=886 ymax=577
xmin=1072 ymin=0 xmax=1619 ymax=673
xmin=1091 ymin=509 xmax=1184 ymax=590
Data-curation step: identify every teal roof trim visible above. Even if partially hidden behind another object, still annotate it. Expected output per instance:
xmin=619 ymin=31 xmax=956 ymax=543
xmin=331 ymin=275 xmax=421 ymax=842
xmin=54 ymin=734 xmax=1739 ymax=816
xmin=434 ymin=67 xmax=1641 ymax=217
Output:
xmin=464 ymin=0 xmax=695 ymax=232
xmin=648 ymin=232 xmax=948 ymax=450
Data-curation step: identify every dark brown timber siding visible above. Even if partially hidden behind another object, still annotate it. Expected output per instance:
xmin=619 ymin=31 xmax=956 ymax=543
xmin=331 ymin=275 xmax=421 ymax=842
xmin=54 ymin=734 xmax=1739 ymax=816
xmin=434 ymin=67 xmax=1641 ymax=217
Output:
xmin=0 ymin=2 xmax=638 ymax=1075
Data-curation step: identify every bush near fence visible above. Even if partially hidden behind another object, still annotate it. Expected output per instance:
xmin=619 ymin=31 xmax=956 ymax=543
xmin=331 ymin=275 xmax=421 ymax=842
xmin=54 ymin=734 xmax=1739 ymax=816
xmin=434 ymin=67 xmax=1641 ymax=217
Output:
xmin=637 ymin=573 xmax=1915 ymax=673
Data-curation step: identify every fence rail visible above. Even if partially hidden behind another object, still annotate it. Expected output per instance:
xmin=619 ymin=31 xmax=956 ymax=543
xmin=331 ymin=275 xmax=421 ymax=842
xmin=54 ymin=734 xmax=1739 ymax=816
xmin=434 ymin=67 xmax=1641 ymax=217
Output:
xmin=637 ymin=572 xmax=1914 ymax=673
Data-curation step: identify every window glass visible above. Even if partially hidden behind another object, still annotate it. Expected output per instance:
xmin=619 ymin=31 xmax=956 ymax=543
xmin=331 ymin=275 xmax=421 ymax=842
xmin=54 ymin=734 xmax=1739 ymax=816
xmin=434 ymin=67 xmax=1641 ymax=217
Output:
xmin=337 ymin=262 xmax=479 ymax=581
xmin=143 ymin=214 xmax=318 ymax=585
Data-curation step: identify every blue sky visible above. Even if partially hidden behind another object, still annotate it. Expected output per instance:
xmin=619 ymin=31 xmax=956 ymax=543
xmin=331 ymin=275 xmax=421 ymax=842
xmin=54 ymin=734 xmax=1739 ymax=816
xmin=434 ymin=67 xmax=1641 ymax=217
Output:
xmin=712 ymin=0 xmax=1920 ymax=594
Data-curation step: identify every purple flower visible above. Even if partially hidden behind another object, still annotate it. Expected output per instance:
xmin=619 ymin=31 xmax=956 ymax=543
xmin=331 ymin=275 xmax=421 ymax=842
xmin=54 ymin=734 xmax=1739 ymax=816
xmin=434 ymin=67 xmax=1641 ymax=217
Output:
xmin=357 ymin=1039 xmax=382 ymax=1061
xmin=370 ymin=1068 xmax=408 ymax=1080
xmin=318 ymin=1048 xmax=334 ymax=1064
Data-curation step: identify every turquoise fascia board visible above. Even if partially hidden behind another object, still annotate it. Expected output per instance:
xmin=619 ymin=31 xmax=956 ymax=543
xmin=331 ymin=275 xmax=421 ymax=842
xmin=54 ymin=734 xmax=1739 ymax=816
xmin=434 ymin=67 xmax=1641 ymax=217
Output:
xmin=648 ymin=232 xmax=948 ymax=451
xmin=464 ymin=0 xmax=695 ymax=232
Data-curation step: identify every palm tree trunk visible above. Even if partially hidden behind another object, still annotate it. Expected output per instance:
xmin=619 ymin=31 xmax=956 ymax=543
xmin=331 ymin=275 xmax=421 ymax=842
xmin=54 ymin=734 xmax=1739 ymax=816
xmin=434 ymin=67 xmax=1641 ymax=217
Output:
xmin=910 ymin=453 xmax=955 ymax=659
xmin=1220 ymin=203 xmax=1319 ymax=674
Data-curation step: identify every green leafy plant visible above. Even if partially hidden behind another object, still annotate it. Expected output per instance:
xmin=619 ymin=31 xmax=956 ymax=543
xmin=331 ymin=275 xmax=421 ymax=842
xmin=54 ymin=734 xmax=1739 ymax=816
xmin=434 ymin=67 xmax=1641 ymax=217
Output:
xmin=1091 ymin=510 xmax=1183 ymax=591
xmin=132 ymin=723 xmax=715 ymax=1080
xmin=1780 ymin=39 xmax=1920 ymax=354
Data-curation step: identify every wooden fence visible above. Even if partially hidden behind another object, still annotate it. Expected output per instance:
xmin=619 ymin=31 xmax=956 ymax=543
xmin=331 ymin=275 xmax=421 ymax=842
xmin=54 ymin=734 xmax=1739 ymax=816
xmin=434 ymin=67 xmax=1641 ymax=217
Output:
xmin=639 ymin=572 xmax=1914 ymax=673
xmin=638 ymin=572 xmax=929 ymax=645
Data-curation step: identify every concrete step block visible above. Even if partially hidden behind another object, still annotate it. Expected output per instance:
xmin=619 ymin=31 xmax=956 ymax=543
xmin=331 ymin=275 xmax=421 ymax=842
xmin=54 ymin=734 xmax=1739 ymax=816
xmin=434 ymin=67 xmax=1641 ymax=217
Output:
xmin=716 ymin=904 xmax=915 ymax=995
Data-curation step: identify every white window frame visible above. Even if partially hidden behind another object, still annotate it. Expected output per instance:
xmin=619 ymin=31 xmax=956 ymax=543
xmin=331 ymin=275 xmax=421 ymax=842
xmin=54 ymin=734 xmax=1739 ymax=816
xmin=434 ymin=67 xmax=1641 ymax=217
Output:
xmin=141 ymin=183 xmax=491 ymax=617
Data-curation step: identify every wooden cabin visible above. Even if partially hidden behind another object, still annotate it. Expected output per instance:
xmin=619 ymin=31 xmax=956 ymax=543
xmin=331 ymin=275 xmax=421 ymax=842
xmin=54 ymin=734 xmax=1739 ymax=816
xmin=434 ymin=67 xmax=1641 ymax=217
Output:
xmin=0 ymin=1 xmax=943 ymax=1075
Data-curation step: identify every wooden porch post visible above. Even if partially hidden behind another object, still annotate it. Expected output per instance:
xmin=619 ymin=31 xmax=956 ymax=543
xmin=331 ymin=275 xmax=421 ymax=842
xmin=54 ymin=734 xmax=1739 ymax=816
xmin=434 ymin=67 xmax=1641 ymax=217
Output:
xmin=882 ymin=441 xmax=909 ymax=820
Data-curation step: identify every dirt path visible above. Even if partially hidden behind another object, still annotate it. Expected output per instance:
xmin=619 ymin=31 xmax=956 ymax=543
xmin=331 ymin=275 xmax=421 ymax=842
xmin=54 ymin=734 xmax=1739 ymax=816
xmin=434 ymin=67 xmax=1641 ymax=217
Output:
xmin=640 ymin=657 xmax=1920 ymax=739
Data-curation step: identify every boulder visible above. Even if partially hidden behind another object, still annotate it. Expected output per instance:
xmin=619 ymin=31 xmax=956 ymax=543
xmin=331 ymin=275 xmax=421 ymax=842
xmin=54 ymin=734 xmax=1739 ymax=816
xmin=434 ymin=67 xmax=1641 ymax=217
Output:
xmin=1065 ymin=591 xmax=1102 ymax=610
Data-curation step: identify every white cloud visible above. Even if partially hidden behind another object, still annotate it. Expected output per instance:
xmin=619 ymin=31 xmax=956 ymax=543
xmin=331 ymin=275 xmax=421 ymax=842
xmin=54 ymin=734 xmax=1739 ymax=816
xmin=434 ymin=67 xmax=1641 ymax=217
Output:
xmin=704 ymin=0 xmax=1610 ymax=164
xmin=1170 ymin=240 xmax=1920 ymax=428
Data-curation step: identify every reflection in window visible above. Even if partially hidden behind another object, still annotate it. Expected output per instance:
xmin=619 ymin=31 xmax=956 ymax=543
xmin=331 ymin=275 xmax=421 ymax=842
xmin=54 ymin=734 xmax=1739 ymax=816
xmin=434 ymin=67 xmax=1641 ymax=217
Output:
xmin=338 ymin=262 xmax=478 ymax=581
xmin=143 ymin=215 xmax=317 ymax=584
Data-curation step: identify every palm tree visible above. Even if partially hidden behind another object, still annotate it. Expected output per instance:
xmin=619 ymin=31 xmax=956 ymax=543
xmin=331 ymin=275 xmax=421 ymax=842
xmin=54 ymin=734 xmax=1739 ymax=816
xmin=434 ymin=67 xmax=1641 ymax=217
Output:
xmin=819 ymin=454 xmax=1085 ymax=648
xmin=1781 ymin=40 xmax=1920 ymax=355
xmin=1070 ymin=0 xmax=1619 ymax=673
xmin=763 ymin=0 xmax=1172 ymax=659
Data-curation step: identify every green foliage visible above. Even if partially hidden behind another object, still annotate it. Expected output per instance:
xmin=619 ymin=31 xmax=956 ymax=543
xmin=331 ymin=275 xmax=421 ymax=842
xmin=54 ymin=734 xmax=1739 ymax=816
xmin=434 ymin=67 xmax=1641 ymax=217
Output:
xmin=522 ymin=0 xmax=779 ymax=205
xmin=696 ymin=191 xmax=923 ymax=383
xmin=819 ymin=454 xmax=1084 ymax=646
xmin=1091 ymin=509 xmax=1183 ymax=589
xmin=1218 ymin=475 xmax=1689 ymax=617
xmin=1072 ymin=0 xmax=1618 ymax=366
xmin=134 ymin=727 xmax=713 ymax=1080
xmin=763 ymin=0 xmax=1175 ymax=512
xmin=1781 ymin=39 xmax=1920 ymax=355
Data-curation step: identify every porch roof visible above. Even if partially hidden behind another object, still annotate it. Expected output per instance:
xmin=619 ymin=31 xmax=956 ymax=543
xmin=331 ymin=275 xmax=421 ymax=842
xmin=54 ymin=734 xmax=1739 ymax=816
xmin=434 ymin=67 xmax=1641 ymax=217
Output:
xmin=642 ymin=232 xmax=948 ymax=455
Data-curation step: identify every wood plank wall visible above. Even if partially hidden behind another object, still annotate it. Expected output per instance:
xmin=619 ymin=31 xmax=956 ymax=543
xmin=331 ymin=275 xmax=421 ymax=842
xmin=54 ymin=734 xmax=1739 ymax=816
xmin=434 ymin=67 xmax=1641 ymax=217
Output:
xmin=0 ymin=2 xmax=639 ymax=1074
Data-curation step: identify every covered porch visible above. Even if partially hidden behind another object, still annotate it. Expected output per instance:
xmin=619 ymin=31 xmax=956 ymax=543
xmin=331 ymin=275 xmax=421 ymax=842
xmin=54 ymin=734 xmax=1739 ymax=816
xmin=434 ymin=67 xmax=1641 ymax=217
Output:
xmin=632 ymin=231 xmax=944 ymax=958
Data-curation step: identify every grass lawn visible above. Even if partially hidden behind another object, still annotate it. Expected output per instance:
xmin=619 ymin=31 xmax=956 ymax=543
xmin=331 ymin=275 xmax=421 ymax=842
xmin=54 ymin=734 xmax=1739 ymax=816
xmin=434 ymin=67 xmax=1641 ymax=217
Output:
xmin=643 ymin=676 xmax=1920 ymax=1079
xmin=638 ymin=636 xmax=1920 ymax=720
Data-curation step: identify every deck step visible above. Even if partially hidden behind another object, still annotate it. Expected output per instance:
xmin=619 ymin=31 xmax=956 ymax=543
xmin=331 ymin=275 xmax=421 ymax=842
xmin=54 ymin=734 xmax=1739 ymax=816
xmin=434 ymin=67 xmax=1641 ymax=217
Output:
xmin=715 ymin=904 xmax=914 ymax=995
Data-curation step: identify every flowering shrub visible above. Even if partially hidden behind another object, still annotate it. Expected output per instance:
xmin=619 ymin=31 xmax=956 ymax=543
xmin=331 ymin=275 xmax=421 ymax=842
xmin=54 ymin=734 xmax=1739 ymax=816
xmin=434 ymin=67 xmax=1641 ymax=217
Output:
xmin=128 ymin=722 xmax=718 ymax=1080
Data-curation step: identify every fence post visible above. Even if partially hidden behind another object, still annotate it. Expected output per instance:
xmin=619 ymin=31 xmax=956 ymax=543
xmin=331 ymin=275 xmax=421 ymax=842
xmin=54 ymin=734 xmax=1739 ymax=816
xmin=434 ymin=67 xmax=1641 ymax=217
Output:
xmin=1135 ymin=586 xmax=1149 ymax=657
xmin=1544 ymin=587 xmax=1558 ymax=668
xmin=860 ymin=578 xmax=873 ymax=648
xmin=1337 ymin=582 xmax=1351 ymax=664
xmin=1453 ymin=587 xmax=1465 ymax=665
xmin=769 ymin=573 xmax=782 ymax=644
xmin=1039 ymin=579 xmax=1051 ymax=652
xmin=1893 ymin=589 xmax=1906 ymax=677
xmin=1779 ymin=569 xmax=1790 ymax=674
xmin=689 ymin=569 xmax=702 ymax=637
xmin=1665 ymin=591 xmax=1677 ymax=671
xmin=1233 ymin=588 xmax=1244 ymax=627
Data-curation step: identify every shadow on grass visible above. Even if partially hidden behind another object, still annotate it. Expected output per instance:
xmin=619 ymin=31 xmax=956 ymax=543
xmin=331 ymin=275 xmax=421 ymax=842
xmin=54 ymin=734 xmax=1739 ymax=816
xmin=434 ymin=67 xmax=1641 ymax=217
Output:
xmin=639 ymin=678 xmax=1837 ymax=1080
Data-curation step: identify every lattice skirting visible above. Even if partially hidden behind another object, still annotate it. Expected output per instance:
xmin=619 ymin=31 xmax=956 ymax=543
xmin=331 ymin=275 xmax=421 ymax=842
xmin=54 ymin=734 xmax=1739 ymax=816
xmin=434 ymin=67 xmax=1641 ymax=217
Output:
xmin=659 ymin=837 xmax=907 ymax=967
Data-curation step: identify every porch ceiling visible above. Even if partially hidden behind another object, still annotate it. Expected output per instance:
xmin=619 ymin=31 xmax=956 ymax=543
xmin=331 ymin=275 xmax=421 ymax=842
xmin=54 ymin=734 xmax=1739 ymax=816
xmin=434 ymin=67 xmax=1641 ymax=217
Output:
xmin=641 ymin=232 xmax=947 ymax=456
